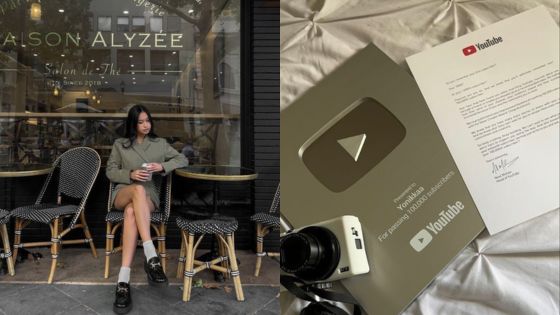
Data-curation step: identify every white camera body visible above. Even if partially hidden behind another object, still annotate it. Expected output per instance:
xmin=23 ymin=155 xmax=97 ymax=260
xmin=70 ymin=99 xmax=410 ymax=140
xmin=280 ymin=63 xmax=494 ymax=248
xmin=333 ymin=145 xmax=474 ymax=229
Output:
xmin=282 ymin=215 xmax=370 ymax=283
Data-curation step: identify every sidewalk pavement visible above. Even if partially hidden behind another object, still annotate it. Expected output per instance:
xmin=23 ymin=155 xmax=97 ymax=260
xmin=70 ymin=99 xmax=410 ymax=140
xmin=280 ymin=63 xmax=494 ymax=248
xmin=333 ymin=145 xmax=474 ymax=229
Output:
xmin=0 ymin=248 xmax=280 ymax=314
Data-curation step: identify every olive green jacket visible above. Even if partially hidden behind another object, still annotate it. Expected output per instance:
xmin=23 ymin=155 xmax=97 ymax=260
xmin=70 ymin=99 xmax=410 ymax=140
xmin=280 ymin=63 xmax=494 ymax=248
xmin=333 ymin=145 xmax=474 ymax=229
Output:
xmin=106 ymin=137 xmax=188 ymax=209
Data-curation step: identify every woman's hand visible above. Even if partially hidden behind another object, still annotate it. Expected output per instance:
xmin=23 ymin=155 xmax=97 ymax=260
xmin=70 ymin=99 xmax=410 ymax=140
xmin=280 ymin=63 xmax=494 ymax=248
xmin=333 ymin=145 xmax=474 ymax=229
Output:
xmin=145 ymin=163 xmax=164 ymax=173
xmin=130 ymin=169 xmax=151 ymax=182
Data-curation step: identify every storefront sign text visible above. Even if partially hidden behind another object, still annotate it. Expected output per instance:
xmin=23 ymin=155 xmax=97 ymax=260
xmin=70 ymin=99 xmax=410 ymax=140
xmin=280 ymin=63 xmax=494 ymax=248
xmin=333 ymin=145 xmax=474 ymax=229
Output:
xmin=45 ymin=63 xmax=121 ymax=77
xmin=1 ymin=32 xmax=184 ymax=48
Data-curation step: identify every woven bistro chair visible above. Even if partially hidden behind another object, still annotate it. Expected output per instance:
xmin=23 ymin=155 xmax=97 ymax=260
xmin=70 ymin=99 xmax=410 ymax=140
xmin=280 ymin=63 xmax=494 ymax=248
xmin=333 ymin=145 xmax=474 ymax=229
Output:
xmin=0 ymin=209 xmax=15 ymax=276
xmin=11 ymin=147 xmax=101 ymax=283
xmin=176 ymin=216 xmax=244 ymax=302
xmin=104 ymin=174 xmax=172 ymax=278
xmin=250 ymin=185 xmax=280 ymax=277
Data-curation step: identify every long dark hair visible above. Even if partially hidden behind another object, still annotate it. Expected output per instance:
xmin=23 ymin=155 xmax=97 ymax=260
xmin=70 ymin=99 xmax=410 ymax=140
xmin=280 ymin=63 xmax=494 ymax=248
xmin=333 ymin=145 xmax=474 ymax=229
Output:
xmin=122 ymin=104 xmax=158 ymax=148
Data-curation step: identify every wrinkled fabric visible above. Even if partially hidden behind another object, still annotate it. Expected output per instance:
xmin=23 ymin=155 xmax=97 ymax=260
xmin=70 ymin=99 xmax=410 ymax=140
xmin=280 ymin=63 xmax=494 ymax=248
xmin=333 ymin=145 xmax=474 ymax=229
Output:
xmin=403 ymin=209 xmax=559 ymax=315
xmin=281 ymin=1 xmax=560 ymax=314
xmin=281 ymin=0 xmax=560 ymax=110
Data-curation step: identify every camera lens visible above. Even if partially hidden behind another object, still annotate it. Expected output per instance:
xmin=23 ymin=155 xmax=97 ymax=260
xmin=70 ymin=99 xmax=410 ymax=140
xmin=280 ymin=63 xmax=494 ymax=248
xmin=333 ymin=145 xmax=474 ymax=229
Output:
xmin=280 ymin=226 xmax=340 ymax=282
xmin=280 ymin=233 xmax=320 ymax=272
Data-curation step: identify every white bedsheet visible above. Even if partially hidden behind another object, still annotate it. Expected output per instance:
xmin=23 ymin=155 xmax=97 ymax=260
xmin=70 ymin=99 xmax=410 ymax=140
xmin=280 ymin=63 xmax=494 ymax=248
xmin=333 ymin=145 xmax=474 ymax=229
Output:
xmin=280 ymin=1 xmax=560 ymax=313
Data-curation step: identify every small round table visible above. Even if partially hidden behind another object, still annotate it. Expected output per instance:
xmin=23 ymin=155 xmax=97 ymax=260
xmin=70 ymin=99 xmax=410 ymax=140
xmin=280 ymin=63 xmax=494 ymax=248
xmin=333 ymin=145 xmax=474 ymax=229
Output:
xmin=175 ymin=165 xmax=258 ymax=215
xmin=0 ymin=164 xmax=53 ymax=178
xmin=0 ymin=163 xmax=53 ymax=209
xmin=0 ymin=163 xmax=53 ymax=275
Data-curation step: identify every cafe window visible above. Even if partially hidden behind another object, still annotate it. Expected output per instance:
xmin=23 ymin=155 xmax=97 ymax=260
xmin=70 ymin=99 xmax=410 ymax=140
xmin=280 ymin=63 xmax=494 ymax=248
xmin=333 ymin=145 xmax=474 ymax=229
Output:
xmin=167 ymin=16 xmax=180 ymax=32
xmin=151 ymin=51 xmax=179 ymax=73
xmin=0 ymin=0 xmax=242 ymax=167
xmin=150 ymin=17 xmax=163 ymax=32
xmin=85 ymin=49 xmax=112 ymax=76
xmin=188 ymin=69 xmax=198 ymax=109
xmin=131 ymin=17 xmax=145 ymax=32
xmin=117 ymin=50 xmax=145 ymax=73
xmin=97 ymin=16 xmax=111 ymax=31
xmin=218 ymin=62 xmax=235 ymax=90
xmin=117 ymin=17 xmax=129 ymax=32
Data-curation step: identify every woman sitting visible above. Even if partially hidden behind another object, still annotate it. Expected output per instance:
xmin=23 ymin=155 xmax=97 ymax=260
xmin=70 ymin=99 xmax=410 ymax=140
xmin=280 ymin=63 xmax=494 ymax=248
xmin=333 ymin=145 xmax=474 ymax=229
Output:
xmin=106 ymin=104 xmax=188 ymax=314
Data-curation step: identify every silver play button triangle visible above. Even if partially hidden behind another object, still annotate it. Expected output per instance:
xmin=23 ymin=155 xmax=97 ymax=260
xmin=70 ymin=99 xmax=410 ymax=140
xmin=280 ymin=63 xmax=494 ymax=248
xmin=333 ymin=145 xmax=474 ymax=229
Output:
xmin=337 ymin=133 xmax=366 ymax=162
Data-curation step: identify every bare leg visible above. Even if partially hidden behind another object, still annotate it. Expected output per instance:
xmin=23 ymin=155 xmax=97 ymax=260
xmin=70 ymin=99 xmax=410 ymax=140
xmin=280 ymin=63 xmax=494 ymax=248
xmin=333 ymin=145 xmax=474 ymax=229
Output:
xmin=121 ymin=203 xmax=138 ymax=268
xmin=114 ymin=184 xmax=155 ymax=242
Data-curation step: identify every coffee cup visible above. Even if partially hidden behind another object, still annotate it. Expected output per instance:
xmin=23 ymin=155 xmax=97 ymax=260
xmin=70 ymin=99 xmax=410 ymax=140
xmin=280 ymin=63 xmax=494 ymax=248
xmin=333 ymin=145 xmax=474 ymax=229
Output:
xmin=141 ymin=163 xmax=152 ymax=181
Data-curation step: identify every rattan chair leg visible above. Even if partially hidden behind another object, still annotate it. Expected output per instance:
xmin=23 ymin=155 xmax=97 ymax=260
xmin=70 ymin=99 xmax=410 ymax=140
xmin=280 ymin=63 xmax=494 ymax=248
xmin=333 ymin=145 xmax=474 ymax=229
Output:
xmin=81 ymin=212 xmax=97 ymax=258
xmin=104 ymin=222 xmax=112 ymax=278
xmin=110 ymin=232 xmax=115 ymax=269
xmin=177 ymin=232 xmax=186 ymax=279
xmin=255 ymin=223 xmax=264 ymax=277
xmin=216 ymin=234 xmax=227 ymax=279
xmin=226 ymin=233 xmax=244 ymax=301
xmin=217 ymin=234 xmax=222 ymax=257
xmin=224 ymin=235 xmax=232 ymax=279
xmin=1 ymin=224 xmax=15 ymax=276
xmin=48 ymin=218 xmax=60 ymax=284
xmin=159 ymin=224 xmax=167 ymax=273
xmin=12 ymin=218 xmax=21 ymax=261
xmin=182 ymin=232 xmax=195 ymax=302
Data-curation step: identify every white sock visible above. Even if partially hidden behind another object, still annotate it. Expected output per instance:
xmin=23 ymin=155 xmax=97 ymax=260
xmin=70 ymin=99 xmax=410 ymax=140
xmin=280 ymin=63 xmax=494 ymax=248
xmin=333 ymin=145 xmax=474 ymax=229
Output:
xmin=143 ymin=240 xmax=157 ymax=262
xmin=117 ymin=266 xmax=131 ymax=283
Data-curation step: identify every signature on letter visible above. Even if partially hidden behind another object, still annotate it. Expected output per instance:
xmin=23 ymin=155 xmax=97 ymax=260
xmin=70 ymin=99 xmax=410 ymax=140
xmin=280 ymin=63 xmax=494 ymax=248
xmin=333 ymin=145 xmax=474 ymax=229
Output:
xmin=492 ymin=156 xmax=520 ymax=174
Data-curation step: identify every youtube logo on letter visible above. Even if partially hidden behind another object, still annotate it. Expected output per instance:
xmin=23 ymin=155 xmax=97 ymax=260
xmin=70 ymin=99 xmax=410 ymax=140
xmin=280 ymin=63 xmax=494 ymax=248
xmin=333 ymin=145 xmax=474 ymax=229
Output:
xmin=462 ymin=45 xmax=477 ymax=56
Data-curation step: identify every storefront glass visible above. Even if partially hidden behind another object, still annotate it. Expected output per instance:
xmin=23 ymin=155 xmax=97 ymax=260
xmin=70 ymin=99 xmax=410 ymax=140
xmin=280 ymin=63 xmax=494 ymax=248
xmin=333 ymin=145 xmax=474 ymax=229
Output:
xmin=0 ymin=0 xmax=241 ymax=166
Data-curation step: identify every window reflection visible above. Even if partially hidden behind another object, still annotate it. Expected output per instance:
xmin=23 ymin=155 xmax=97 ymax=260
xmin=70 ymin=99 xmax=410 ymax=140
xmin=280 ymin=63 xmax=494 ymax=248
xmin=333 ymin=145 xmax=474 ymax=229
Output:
xmin=149 ymin=17 xmax=163 ymax=32
xmin=151 ymin=51 xmax=179 ymax=73
xmin=98 ymin=16 xmax=112 ymax=31
xmin=167 ymin=16 xmax=180 ymax=32
xmin=117 ymin=50 xmax=145 ymax=73
xmin=131 ymin=17 xmax=145 ymax=32
xmin=0 ymin=0 xmax=241 ymax=166
xmin=117 ymin=17 xmax=130 ymax=32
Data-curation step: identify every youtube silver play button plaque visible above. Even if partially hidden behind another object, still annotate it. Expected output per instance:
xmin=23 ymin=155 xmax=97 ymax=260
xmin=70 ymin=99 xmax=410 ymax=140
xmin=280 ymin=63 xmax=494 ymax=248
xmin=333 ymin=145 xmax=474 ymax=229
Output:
xmin=299 ymin=97 xmax=406 ymax=192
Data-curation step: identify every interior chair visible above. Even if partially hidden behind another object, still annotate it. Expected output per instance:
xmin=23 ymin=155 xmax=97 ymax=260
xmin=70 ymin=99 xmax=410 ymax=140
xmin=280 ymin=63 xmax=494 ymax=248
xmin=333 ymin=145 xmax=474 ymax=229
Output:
xmin=11 ymin=147 xmax=101 ymax=283
xmin=0 ymin=209 xmax=15 ymax=276
xmin=104 ymin=175 xmax=172 ymax=278
xmin=176 ymin=216 xmax=244 ymax=302
xmin=250 ymin=185 xmax=280 ymax=276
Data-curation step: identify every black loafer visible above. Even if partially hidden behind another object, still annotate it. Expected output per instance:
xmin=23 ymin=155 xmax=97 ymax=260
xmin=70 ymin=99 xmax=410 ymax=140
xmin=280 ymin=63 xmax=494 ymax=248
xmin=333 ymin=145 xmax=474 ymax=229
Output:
xmin=144 ymin=256 xmax=168 ymax=286
xmin=113 ymin=282 xmax=132 ymax=314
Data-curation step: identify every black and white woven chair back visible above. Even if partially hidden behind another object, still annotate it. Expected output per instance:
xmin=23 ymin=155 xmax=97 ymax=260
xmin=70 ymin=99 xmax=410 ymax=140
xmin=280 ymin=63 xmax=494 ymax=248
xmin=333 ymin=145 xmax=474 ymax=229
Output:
xmin=57 ymin=147 xmax=101 ymax=199
xmin=269 ymin=185 xmax=280 ymax=214
xmin=52 ymin=147 xmax=101 ymax=227
xmin=107 ymin=182 xmax=116 ymax=212
xmin=150 ymin=174 xmax=172 ymax=221
xmin=159 ymin=175 xmax=172 ymax=221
